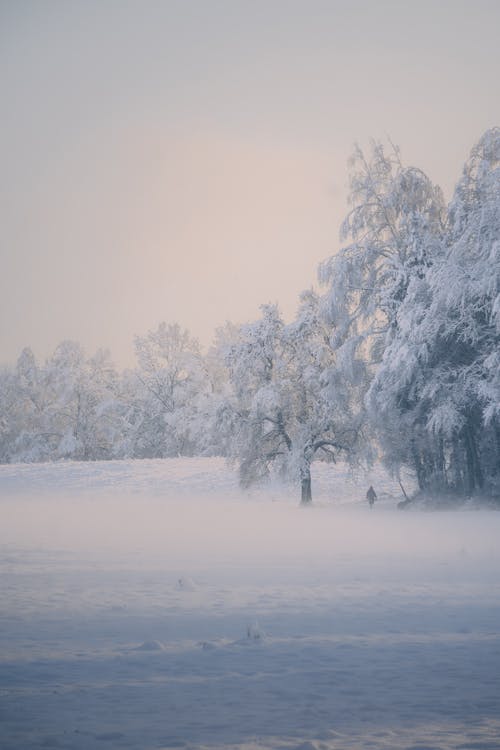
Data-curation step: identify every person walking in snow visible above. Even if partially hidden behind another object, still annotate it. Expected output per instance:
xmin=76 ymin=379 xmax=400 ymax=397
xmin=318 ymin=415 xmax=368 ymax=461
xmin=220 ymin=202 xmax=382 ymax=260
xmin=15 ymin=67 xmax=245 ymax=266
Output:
xmin=366 ymin=485 xmax=377 ymax=508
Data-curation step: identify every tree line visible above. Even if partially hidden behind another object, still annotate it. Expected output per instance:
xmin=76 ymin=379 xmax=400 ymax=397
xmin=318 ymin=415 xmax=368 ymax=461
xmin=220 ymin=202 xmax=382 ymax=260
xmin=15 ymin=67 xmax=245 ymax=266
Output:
xmin=1 ymin=129 xmax=499 ymax=504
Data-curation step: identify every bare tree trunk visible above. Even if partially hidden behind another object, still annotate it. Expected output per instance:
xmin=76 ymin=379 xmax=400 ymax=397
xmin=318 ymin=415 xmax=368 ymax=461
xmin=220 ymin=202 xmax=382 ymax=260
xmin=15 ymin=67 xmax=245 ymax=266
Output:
xmin=300 ymin=465 xmax=312 ymax=505
xmin=464 ymin=424 xmax=484 ymax=494
xmin=411 ymin=438 xmax=425 ymax=491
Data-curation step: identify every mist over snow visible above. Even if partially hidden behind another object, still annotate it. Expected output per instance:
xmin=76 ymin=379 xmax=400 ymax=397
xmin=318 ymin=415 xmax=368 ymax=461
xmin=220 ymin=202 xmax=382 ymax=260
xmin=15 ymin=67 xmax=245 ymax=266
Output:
xmin=0 ymin=457 xmax=496 ymax=568
xmin=1 ymin=458 xmax=500 ymax=750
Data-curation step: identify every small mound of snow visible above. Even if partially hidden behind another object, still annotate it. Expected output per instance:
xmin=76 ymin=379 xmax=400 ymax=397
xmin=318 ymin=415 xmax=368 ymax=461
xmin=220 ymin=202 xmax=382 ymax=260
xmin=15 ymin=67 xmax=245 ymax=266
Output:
xmin=231 ymin=622 xmax=266 ymax=646
xmin=246 ymin=622 xmax=265 ymax=641
xmin=176 ymin=576 xmax=196 ymax=591
xmin=198 ymin=641 xmax=217 ymax=651
xmin=134 ymin=640 xmax=165 ymax=651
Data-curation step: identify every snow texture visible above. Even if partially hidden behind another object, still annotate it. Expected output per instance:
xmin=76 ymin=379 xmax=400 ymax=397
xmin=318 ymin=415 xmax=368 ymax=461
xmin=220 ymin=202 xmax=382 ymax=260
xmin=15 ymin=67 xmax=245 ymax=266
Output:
xmin=1 ymin=457 xmax=499 ymax=749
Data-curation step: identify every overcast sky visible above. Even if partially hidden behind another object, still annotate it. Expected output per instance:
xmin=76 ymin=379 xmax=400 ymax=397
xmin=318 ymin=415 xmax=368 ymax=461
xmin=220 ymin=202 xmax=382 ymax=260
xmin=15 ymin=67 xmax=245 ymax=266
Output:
xmin=2 ymin=0 xmax=500 ymax=367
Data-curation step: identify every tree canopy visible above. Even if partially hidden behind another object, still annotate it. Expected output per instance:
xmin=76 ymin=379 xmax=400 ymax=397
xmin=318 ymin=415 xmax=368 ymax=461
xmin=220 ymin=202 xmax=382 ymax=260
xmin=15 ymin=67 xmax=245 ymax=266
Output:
xmin=2 ymin=128 xmax=499 ymax=505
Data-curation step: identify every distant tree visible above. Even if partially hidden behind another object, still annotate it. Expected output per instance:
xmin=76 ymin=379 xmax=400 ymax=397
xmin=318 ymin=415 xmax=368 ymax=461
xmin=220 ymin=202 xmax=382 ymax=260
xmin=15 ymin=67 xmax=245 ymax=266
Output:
xmin=1 ymin=342 xmax=123 ymax=463
xmin=224 ymin=304 xmax=288 ymax=487
xmin=12 ymin=347 xmax=61 ymax=462
xmin=196 ymin=322 xmax=240 ymax=457
xmin=0 ymin=364 xmax=20 ymax=462
xmin=42 ymin=341 xmax=121 ymax=460
xmin=132 ymin=322 xmax=207 ymax=457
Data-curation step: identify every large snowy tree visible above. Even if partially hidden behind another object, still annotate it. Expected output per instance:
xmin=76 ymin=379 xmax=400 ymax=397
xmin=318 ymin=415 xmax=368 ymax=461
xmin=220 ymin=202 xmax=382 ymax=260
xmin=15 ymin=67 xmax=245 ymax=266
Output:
xmin=225 ymin=300 xmax=363 ymax=503
xmin=342 ymin=130 xmax=500 ymax=499
xmin=319 ymin=140 xmax=446 ymax=364
xmin=317 ymin=140 xmax=446 ymax=494
xmin=417 ymin=127 xmax=500 ymax=495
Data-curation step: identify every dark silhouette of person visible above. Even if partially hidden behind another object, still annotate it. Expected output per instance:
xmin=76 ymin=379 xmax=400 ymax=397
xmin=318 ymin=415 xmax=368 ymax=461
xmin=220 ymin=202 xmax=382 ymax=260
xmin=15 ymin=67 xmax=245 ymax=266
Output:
xmin=366 ymin=485 xmax=377 ymax=508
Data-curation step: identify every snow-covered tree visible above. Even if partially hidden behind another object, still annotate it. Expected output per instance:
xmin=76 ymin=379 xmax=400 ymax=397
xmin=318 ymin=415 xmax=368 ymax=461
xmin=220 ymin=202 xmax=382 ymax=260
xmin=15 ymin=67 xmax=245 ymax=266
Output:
xmin=319 ymin=140 xmax=445 ymax=355
xmin=0 ymin=342 xmax=125 ymax=463
xmin=317 ymin=140 xmax=446 ymax=494
xmin=421 ymin=127 xmax=500 ymax=495
xmin=362 ymin=129 xmax=500 ymax=498
xmin=282 ymin=291 xmax=366 ymax=502
xmin=0 ymin=364 xmax=21 ymax=462
xmin=39 ymin=341 xmax=122 ymax=461
xmin=224 ymin=305 xmax=288 ymax=487
xmin=195 ymin=322 xmax=240 ymax=457
xmin=132 ymin=322 xmax=208 ymax=457
xmin=226 ymin=300 xmax=363 ymax=503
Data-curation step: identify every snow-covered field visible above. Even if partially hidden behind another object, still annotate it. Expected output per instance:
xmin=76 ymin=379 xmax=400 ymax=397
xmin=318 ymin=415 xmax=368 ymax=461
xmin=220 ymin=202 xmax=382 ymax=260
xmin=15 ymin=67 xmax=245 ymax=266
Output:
xmin=1 ymin=458 xmax=499 ymax=750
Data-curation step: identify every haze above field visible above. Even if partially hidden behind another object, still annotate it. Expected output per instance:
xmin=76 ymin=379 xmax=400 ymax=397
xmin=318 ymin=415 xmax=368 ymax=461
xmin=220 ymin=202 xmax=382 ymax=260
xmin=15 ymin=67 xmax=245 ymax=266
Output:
xmin=2 ymin=0 xmax=500 ymax=366
xmin=2 ymin=458 xmax=500 ymax=749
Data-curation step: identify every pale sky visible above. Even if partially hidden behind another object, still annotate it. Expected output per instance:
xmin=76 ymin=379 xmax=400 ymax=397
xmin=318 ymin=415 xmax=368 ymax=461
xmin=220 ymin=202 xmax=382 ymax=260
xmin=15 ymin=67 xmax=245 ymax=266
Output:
xmin=2 ymin=0 xmax=500 ymax=367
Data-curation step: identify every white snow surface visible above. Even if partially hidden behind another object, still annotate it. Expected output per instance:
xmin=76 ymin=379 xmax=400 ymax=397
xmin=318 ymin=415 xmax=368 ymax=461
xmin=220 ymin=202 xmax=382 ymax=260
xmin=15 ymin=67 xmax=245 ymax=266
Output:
xmin=1 ymin=457 xmax=499 ymax=750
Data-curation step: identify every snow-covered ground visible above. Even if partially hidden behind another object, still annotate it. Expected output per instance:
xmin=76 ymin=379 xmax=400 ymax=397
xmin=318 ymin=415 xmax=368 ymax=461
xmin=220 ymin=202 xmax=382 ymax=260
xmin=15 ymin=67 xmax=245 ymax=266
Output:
xmin=1 ymin=458 xmax=499 ymax=750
